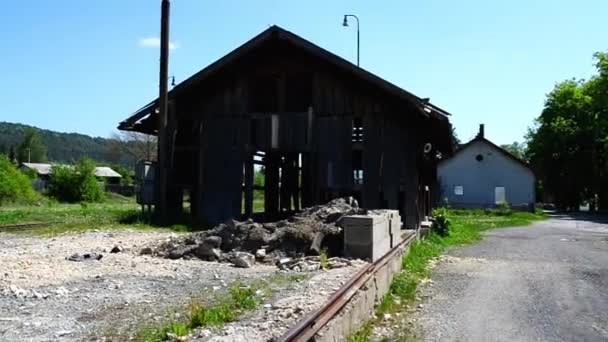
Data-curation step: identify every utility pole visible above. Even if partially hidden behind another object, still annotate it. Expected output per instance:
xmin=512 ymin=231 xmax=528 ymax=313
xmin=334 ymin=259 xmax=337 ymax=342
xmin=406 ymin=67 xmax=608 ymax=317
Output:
xmin=157 ymin=0 xmax=170 ymax=222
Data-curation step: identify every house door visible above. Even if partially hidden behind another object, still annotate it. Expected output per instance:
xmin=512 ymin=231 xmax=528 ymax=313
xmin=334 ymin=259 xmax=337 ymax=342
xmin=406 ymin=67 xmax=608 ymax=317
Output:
xmin=495 ymin=187 xmax=506 ymax=205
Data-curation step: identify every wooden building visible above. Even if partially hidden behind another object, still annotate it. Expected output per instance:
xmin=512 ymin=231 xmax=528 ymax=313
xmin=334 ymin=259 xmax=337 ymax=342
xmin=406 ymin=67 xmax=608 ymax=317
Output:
xmin=118 ymin=26 xmax=453 ymax=229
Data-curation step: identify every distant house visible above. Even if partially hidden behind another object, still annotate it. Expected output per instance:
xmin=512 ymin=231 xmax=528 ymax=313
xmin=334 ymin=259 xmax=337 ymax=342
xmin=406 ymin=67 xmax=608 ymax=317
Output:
xmin=437 ymin=125 xmax=535 ymax=209
xmin=20 ymin=163 xmax=122 ymax=190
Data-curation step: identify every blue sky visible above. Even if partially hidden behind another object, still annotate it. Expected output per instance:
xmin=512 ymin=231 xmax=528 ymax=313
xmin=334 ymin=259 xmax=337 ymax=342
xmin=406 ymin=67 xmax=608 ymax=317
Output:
xmin=1 ymin=0 xmax=606 ymax=144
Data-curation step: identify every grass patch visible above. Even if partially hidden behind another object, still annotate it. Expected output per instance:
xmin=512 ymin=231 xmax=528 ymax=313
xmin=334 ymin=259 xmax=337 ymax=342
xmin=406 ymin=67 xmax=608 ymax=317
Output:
xmin=0 ymin=197 xmax=195 ymax=235
xmin=348 ymin=208 xmax=547 ymax=341
xmin=135 ymin=274 xmax=308 ymax=341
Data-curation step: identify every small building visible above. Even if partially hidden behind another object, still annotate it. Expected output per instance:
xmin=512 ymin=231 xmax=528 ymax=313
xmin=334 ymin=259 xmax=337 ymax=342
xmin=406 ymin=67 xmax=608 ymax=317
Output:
xmin=437 ymin=125 xmax=535 ymax=209
xmin=119 ymin=25 xmax=453 ymax=227
xmin=20 ymin=163 xmax=123 ymax=190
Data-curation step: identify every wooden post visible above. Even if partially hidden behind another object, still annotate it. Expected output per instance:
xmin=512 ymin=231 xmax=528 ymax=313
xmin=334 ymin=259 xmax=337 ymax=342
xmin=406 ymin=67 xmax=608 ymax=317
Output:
xmin=156 ymin=0 xmax=170 ymax=223
xmin=265 ymin=153 xmax=280 ymax=219
xmin=244 ymin=155 xmax=254 ymax=217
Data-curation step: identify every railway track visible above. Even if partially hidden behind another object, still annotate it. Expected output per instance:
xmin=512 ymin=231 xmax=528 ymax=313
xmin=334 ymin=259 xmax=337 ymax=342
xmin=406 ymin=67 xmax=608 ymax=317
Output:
xmin=278 ymin=232 xmax=417 ymax=341
xmin=0 ymin=222 xmax=60 ymax=232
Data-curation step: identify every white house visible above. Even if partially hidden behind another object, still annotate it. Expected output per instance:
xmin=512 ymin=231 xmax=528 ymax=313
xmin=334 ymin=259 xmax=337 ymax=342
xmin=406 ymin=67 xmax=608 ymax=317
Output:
xmin=437 ymin=125 xmax=535 ymax=209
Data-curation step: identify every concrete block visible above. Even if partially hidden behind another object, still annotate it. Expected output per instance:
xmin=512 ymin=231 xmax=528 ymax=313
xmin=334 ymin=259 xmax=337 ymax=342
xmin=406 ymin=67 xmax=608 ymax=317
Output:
xmin=342 ymin=215 xmax=389 ymax=246
xmin=341 ymin=214 xmax=387 ymax=228
xmin=344 ymin=236 xmax=390 ymax=262
xmin=389 ymin=217 xmax=402 ymax=247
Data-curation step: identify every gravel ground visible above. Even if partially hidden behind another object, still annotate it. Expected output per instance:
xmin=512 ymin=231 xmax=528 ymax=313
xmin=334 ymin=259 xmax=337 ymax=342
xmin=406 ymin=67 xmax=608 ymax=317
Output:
xmin=374 ymin=214 xmax=608 ymax=341
xmin=190 ymin=260 xmax=367 ymax=342
xmin=0 ymin=229 xmax=277 ymax=341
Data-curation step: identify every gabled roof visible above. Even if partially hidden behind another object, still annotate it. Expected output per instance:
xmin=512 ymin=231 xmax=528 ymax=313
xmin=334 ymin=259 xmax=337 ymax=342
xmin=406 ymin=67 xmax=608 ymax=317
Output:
xmin=21 ymin=163 xmax=52 ymax=175
xmin=21 ymin=163 xmax=122 ymax=178
xmin=93 ymin=167 xmax=122 ymax=178
xmin=119 ymin=25 xmax=450 ymax=132
xmin=439 ymin=137 xmax=532 ymax=172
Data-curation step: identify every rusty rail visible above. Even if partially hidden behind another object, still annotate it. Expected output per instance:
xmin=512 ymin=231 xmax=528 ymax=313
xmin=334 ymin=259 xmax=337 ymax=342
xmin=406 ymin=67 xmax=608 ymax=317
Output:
xmin=278 ymin=232 xmax=417 ymax=342
xmin=0 ymin=222 xmax=59 ymax=232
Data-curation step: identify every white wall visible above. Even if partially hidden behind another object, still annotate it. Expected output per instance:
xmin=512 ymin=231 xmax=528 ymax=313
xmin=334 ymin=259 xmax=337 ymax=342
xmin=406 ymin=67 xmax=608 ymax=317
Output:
xmin=438 ymin=140 xmax=535 ymax=208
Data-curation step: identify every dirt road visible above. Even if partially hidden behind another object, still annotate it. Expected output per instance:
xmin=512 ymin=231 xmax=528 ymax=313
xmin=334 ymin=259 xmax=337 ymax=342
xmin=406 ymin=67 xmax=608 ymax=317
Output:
xmin=414 ymin=214 xmax=608 ymax=341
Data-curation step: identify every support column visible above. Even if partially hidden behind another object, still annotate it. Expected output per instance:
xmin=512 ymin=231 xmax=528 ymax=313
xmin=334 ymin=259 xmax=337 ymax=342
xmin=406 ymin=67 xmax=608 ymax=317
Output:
xmin=244 ymin=155 xmax=254 ymax=217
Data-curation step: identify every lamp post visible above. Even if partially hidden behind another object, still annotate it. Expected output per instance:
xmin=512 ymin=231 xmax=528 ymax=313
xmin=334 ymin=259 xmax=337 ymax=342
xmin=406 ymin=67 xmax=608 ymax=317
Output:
xmin=342 ymin=14 xmax=360 ymax=66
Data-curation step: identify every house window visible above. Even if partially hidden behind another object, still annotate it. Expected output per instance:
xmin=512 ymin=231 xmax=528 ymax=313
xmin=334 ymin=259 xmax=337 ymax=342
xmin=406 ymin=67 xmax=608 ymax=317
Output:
xmin=495 ymin=187 xmax=506 ymax=204
xmin=454 ymin=185 xmax=464 ymax=196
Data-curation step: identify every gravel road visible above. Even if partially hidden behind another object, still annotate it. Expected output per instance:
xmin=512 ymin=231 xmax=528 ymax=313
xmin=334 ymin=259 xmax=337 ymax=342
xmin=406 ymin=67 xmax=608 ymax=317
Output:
xmin=411 ymin=214 xmax=608 ymax=341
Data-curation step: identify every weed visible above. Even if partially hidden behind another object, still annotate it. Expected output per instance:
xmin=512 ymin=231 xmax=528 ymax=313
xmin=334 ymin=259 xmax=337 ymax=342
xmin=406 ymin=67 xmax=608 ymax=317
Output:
xmin=167 ymin=322 xmax=189 ymax=337
xmin=431 ymin=207 xmax=450 ymax=236
xmin=136 ymin=280 xmax=275 ymax=341
xmin=320 ymin=248 xmax=329 ymax=269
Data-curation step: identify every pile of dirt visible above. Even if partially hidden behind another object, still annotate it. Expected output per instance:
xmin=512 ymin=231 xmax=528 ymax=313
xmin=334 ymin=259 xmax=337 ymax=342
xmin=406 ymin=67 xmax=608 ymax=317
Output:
xmin=151 ymin=197 xmax=366 ymax=264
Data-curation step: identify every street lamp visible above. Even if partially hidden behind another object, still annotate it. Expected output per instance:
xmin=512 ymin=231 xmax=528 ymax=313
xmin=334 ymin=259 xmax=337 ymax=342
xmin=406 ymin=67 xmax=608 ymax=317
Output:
xmin=342 ymin=14 xmax=360 ymax=66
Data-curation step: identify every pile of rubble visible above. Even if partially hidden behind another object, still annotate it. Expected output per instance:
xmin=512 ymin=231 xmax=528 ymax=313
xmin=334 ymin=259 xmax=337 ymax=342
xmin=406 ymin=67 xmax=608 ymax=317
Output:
xmin=149 ymin=197 xmax=366 ymax=268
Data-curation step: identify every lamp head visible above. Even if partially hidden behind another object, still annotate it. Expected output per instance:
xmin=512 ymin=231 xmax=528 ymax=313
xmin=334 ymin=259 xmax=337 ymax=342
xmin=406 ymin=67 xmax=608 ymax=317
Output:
xmin=342 ymin=15 xmax=348 ymax=27
xmin=170 ymin=76 xmax=176 ymax=87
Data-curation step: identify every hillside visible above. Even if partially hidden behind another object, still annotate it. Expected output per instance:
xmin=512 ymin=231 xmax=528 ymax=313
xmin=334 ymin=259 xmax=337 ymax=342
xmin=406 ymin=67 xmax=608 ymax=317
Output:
xmin=0 ymin=122 xmax=134 ymax=165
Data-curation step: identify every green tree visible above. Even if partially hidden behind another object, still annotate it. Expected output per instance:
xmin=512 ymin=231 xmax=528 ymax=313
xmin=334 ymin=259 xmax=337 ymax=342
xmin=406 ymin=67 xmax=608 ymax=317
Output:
xmin=526 ymin=51 xmax=608 ymax=210
xmin=111 ymin=164 xmax=133 ymax=186
xmin=48 ymin=159 xmax=104 ymax=203
xmin=17 ymin=128 xmax=47 ymax=163
xmin=8 ymin=146 xmax=16 ymax=164
xmin=500 ymin=142 xmax=526 ymax=161
xmin=0 ymin=155 xmax=38 ymax=205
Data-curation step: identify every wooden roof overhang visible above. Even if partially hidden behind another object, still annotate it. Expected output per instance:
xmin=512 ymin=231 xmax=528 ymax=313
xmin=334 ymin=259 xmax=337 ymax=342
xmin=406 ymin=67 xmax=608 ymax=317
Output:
xmin=118 ymin=25 xmax=451 ymax=135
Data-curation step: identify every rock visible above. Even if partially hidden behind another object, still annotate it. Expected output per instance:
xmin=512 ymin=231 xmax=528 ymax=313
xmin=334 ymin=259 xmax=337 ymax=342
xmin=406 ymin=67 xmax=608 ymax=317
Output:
xmin=231 ymin=252 xmax=255 ymax=268
xmin=324 ymin=211 xmax=343 ymax=223
xmin=66 ymin=253 xmax=103 ymax=262
xmin=110 ymin=245 xmax=123 ymax=253
xmin=276 ymin=258 xmax=293 ymax=268
xmin=55 ymin=330 xmax=72 ymax=337
xmin=55 ymin=287 xmax=69 ymax=296
xmin=168 ymin=245 xmax=197 ymax=260
xmin=9 ymin=285 xmax=28 ymax=298
xmin=195 ymin=242 xmax=222 ymax=260
xmin=309 ymin=232 xmax=325 ymax=255
xmin=203 ymin=236 xmax=222 ymax=248
xmin=383 ymin=313 xmax=392 ymax=320
xmin=32 ymin=290 xmax=49 ymax=300
xmin=263 ymin=223 xmax=277 ymax=232
xmin=328 ymin=261 xmax=348 ymax=269
xmin=140 ymin=247 xmax=153 ymax=255
xmin=255 ymin=249 xmax=266 ymax=260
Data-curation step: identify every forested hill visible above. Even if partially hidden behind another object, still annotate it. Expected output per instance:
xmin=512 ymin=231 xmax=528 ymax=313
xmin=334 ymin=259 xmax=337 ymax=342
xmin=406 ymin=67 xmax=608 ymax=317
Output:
xmin=0 ymin=121 xmax=113 ymax=163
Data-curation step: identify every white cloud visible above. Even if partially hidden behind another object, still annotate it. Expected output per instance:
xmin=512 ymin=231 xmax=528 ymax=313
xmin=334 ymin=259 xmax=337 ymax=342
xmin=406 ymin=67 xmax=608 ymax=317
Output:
xmin=138 ymin=37 xmax=178 ymax=50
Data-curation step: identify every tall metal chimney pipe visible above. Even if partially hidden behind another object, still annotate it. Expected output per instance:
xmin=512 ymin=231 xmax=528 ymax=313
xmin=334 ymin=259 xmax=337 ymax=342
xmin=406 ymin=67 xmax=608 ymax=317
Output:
xmin=478 ymin=124 xmax=485 ymax=139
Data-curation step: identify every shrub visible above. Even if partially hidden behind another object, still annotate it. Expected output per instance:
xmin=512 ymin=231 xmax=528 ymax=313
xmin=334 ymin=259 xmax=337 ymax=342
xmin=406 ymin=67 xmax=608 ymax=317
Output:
xmin=0 ymin=155 xmax=38 ymax=205
xmin=496 ymin=202 xmax=512 ymax=216
xmin=48 ymin=159 xmax=104 ymax=203
xmin=111 ymin=164 xmax=133 ymax=186
xmin=431 ymin=207 xmax=451 ymax=236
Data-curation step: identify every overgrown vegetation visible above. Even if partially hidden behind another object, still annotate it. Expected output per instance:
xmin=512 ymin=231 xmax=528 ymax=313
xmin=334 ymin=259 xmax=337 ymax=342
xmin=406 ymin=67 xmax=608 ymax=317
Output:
xmin=348 ymin=208 xmax=547 ymax=341
xmin=0 ymin=155 xmax=39 ymax=205
xmin=48 ymin=158 xmax=104 ymax=203
xmin=526 ymin=51 xmax=608 ymax=210
xmin=431 ymin=207 xmax=451 ymax=236
xmin=135 ymin=275 xmax=306 ymax=341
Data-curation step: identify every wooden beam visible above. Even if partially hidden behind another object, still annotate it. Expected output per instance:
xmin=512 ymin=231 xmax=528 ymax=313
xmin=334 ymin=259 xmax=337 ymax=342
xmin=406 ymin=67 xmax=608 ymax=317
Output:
xmin=244 ymin=155 xmax=254 ymax=217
